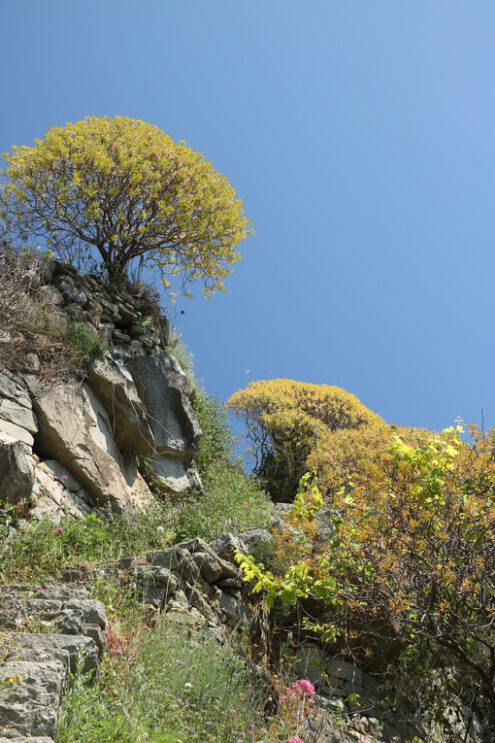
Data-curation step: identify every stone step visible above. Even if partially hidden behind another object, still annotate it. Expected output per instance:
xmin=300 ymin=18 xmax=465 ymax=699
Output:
xmin=0 ymin=588 xmax=108 ymax=654
xmin=0 ymin=738 xmax=55 ymax=742
xmin=0 ymin=659 xmax=65 ymax=740
xmin=0 ymin=583 xmax=89 ymax=602
xmin=1 ymin=633 xmax=98 ymax=676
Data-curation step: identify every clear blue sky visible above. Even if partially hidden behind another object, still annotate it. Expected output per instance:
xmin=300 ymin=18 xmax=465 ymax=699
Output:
xmin=1 ymin=1 xmax=494 ymax=437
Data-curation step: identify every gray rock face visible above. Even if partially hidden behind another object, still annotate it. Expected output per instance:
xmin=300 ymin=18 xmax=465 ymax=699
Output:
xmin=0 ymin=432 xmax=35 ymax=505
xmin=128 ymin=351 xmax=201 ymax=457
xmin=26 ymin=377 xmax=151 ymax=512
xmin=0 ymin=372 xmax=32 ymax=409
xmin=0 ymin=399 xmax=38 ymax=433
xmin=0 ymin=418 xmax=34 ymax=447
xmin=86 ymin=355 xmax=153 ymax=455
xmin=149 ymin=454 xmax=198 ymax=493
xmin=0 ymin=260 xmax=202 ymax=519
xmin=31 ymin=460 xmax=94 ymax=523
xmin=127 ymin=351 xmax=202 ymax=492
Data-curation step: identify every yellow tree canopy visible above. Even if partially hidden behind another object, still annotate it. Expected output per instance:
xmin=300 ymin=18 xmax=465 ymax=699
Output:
xmin=228 ymin=378 xmax=384 ymax=500
xmin=0 ymin=116 xmax=252 ymax=297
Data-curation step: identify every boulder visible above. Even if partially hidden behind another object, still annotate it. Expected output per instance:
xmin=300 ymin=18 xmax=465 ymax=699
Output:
xmin=58 ymin=278 xmax=88 ymax=306
xmin=0 ymin=432 xmax=35 ymax=506
xmin=148 ymin=454 xmax=199 ymax=493
xmin=26 ymin=378 xmax=150 ymax=512
xmin=0 ymin=659 xmax=66 ymax=740
xmin=37 ymin=284 xmax=64 ymax=306
xmin=86 ymin=355 xmax=153 ymax=455
xmin=177 ymin=538 xmax=239 ymax=580
xmin=209 ymin=529 xmax=273 ymax=561
xmin=209 ymin=533 xmax=248 ymax=561
xmin=192 ymin=551 xmax=224 ymax=582
xmin=235 ymin=528 xmax=273 ymax=552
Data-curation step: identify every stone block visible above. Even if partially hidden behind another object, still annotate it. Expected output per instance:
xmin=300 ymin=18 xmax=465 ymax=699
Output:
xmin=0 ymin=432 xmax=35 ymax=505
xmin=0 ymin=659 xmax=65 ymax=739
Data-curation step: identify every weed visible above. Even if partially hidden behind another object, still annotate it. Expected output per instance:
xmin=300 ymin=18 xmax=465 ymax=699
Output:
xmin=57 ymin=614 xmax=267 ymax=743
xmin=174 ymin=460 xmax=272 ymax=543
xmin=0 ymin=501 xmax=173 ymax=584
xmin=66 ymin=320 xmax=109 ymax=368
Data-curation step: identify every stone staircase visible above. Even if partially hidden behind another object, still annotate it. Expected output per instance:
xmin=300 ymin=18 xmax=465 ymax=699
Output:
xmin=0 ymin=535 xmax=252 ymax=741
xmin=0 ymin=583 xmax=104 ymax=741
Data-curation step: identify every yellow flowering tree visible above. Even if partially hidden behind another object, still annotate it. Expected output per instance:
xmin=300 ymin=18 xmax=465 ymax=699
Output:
xmin=228 ymin=378 xmax=383 ymax=500
xmin=0 ymin=116 xmax=252 ymax=296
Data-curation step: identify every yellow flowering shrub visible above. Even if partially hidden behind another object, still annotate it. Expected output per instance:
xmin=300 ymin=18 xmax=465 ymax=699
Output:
xmin=237 ymin=423 xmax=495 ymax=733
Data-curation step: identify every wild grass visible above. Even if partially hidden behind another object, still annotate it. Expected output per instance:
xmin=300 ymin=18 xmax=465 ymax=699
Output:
xmin=0 ymin=500 xmax=174 ymax=583
xmin=57 ymin=614 xmax=268 ymax=743
xmin=174 ymin=460 xmax=272 ymax=543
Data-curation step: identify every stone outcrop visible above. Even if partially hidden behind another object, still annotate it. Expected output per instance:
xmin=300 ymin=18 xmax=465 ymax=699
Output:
xmin=86 ymin=356 xmax=153 ymax=455
xmin=0 ymin=582 xmax=103 ymax=741
xmin=0 ymin=259 xmax=202 ymax=516
xmin=26 ymin=376 xmax=152 ymax=513
xmin=128 ymin=351 xmax=202 ymax=492
xmin=0 ymin=535 xmax=251 ymax=741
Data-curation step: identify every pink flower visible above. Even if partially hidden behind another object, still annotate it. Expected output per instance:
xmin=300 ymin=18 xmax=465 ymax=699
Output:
xmin=61 ymin=475 xmax=68 ymax=482
xmin=54 ymin=527 xmax=64 ymax=534
xmin=292 ymin=679 xmax=316 ymax=697
xmin=242 ymin=502 xmax=248 ymax=508
xmin=288 ymin=738 xmax=304 ymax=743
xmin=16 ymin=501 xmax=24 ymax=507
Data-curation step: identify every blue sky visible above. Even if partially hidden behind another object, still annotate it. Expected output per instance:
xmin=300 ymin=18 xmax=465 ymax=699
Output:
xmin=1 ymin=1 xmax=494 ymax=439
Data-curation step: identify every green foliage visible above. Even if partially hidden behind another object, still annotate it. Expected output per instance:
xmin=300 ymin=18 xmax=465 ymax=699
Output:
xmin=66 ymin=320 xmax=109 ymax=368
xmin=237 ymin=425 xmax=495 ymax=731
xmin=57 ymin=615 xmax=265 ymax=743
xmin=1 ymin=115 xmax=252 ymax=298
xmin=191 ymin=391 xmax=236 ymax=473
xmin=0 ymin=501 xmax=173 ymax=583
xmin=174 ymin=460 xmax=272 ymax=542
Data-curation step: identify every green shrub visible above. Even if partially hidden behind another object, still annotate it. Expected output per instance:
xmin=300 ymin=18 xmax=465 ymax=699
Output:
xmin=66 ymin=320 xmax=109 ymax=368
xmin=168 ymin=331 xmax=197 ymax=394
xmin=174 ymin=460 xmax=271 ymax=542
xmin=192 ymin=392 xmax=236 ymax=473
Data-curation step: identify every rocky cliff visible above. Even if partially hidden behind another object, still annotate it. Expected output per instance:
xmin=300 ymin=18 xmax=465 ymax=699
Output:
xmin=0 ymin=258 xmax=201 ymax=522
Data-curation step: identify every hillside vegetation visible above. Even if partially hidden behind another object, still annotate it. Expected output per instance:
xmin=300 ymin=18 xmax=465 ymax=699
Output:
xmin=1 ymin=116 xmax=493 ymax=743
